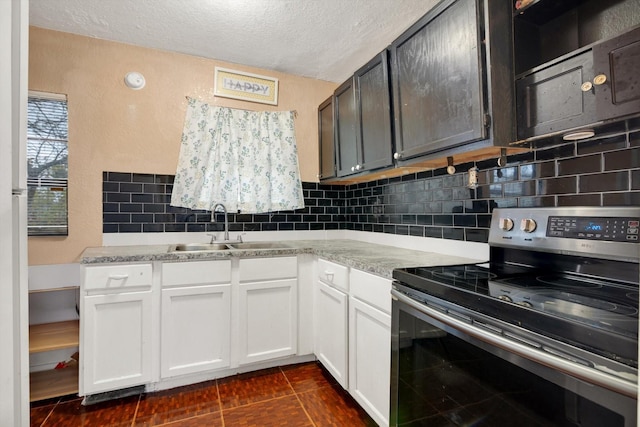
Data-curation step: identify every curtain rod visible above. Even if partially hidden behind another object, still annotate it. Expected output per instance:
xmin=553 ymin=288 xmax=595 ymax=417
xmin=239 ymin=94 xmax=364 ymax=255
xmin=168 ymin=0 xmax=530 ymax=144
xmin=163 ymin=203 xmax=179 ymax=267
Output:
xmin=184 ymin=96 xmax=297 ymax=117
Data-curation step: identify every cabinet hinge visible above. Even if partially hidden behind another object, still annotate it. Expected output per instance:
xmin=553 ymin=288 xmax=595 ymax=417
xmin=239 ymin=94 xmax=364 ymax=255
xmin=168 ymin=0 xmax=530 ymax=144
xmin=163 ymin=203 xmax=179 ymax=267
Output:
xmin=484 ymin=113 xmax=492 ymax=128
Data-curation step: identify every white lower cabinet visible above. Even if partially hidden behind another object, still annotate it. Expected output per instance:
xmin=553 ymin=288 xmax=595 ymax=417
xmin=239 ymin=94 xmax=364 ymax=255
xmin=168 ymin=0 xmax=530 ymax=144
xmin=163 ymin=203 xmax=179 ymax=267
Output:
xmin=238 ymin=257 xmax=298 ymax=365
xmin=313 ymin=259 xmax=392 ymax=427
xmin=81 ymin=263 xmax=154 ymax=396
xmin=314 ymin=259 xmax=349 ymax=388
xmin=315 ymin=280 xmax=349 ymax=387
xmin=349 ymin=296 xmax=391 ymax=427
xmin=161 ymin=286 xmax=231 ymax=377
xmin=349 ymin=268 xmax=391 ymax=427
xmin=80 ymin=250 xmax=395 ymax=422
xmin=82 ymin=256 xmax=301 ymax=397
xmin=82 ymin=290 xmax=153 ymax=395
xmin=161 ymin=260 xmax=231 ymax=378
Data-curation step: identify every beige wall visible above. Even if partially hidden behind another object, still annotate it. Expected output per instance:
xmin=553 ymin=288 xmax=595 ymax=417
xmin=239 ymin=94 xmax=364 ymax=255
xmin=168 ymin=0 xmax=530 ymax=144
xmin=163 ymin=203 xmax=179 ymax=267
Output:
xmin=28 ymin=27 xmax=337 ymax=266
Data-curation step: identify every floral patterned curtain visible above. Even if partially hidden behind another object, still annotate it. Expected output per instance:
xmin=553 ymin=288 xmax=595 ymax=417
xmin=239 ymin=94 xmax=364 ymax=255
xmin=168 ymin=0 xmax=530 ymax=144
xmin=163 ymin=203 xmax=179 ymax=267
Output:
xmin=170 ymin=98 xmax=304 ymax=213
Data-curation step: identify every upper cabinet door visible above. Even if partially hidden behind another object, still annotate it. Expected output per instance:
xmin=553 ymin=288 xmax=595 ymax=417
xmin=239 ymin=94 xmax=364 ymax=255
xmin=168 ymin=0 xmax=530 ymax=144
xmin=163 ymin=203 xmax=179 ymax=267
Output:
xmin=334 ymin=78 xmax=359 ymax=177
xmin=391 ymin=0 xmax=486 ymax=161
xmin=516 ymin=51 xmax=596 ymax=139
xmin=593 ymin=26 xmax=640 ymax=121
xmin=318 ymin=97 xmax=336 ymax=180
xmin=513 ymin=0 xmax=640 ymax=140
xmin=355 ymin=51 xmax=394 ymax=172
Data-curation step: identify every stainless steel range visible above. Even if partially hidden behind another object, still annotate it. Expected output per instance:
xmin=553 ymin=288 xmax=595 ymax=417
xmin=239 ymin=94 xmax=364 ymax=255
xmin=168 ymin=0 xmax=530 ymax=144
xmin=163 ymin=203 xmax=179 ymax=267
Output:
xmin=391 ymin=207 xmax=638 ymax=427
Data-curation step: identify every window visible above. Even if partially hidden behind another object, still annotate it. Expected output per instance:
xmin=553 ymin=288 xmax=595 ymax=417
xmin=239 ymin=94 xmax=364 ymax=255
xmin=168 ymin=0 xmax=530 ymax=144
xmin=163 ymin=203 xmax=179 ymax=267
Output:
xmin=27 ymin=91 xmax=68 ymax=236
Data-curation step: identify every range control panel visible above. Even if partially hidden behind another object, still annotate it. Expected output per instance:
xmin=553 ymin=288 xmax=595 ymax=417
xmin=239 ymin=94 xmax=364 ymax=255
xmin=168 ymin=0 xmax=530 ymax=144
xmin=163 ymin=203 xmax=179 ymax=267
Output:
xmin=488 ymin=207 xmax=640 ymax=262
xmin=547 ymin=216 xmax=639 ymax=242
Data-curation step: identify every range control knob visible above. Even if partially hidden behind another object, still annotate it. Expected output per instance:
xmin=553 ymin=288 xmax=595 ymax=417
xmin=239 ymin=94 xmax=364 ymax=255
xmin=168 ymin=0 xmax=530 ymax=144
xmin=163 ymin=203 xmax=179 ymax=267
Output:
xmin=517 ymin=301 xmax=533 ymax=308
xmin=499 ymin=218 xmax=514 ymax=231
xmin=497 ymin=295 xmax=513 ymax=303
xmin=520 ymin=218 xmax=537 ymax=233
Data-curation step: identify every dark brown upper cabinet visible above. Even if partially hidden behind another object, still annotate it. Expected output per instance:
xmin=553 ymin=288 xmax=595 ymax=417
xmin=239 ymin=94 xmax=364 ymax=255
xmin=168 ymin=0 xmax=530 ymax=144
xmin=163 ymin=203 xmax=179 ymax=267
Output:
xmin=593 ymin=26 xmax=640 ymax=121
xmin=354 ymin=51 xmax=394 ymax=173
xmin=334 ymin=78 xmax=359 ymax=177
xmin=332 ymin=51 xmax=394 ymax=178
xmin=514 ymin=0 xmax=640 ymax=140
xmin=390 ymin=0 xmax=514 ymax=163
xmin=516 ymin=51 xmax=596 ymax=138
xmin=318 ymin=96 xmax=336 ymax=180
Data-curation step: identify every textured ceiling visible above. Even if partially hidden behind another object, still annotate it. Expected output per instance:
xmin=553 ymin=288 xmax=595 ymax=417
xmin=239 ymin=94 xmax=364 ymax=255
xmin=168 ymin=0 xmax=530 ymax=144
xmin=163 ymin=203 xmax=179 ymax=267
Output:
xmin=28 ymin=0 xmax=440 ymax=83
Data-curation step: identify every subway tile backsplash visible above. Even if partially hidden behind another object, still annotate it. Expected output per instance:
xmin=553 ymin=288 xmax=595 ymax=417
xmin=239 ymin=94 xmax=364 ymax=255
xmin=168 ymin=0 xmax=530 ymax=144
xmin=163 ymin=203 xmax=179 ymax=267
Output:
xmin=102 ymin=174 xmax=346 ymax=234
xmin=103 ymin=126 xmax=640 ymax=243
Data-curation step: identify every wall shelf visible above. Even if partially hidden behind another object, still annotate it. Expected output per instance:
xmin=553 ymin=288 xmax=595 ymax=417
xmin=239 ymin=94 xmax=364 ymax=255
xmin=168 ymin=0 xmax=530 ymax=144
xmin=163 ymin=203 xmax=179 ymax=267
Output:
xmin=29 ymin=285 xmax=79 ymax=294
xmin=30 ymin=320 xmax=79 ymax=353
xmin=30 ymin=366 xmax=78 ymax=402
xmin=29 ymin=319 xmax=79 ymax=401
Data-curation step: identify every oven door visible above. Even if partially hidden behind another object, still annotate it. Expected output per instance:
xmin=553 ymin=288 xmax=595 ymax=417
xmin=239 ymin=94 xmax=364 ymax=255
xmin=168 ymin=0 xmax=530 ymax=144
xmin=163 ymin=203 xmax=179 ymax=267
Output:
xmin=391 ymin=288 xmax=637 ymax=427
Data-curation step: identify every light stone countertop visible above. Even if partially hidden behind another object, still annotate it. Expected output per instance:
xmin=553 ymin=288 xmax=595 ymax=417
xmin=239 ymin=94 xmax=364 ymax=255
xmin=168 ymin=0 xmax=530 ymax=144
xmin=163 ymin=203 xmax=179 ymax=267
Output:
xmin=80 ymin=239 xmax=482 ymax=279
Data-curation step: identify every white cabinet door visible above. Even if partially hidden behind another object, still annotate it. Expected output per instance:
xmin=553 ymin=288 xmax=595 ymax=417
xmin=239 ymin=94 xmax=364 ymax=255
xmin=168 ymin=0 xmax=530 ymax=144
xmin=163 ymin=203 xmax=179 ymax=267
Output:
xmin=238 ymin=257 xmax=298 ymax=365
xmin=161 ymin=284 xmax=231 ymax=378
xmin=82 ymin=291 xmax=152 ymax=395
xmin=349 ymin=296 xmax=391 ymax=427
xmin=238 ymin=278 xmax=297 ymax=365
xmin=315 ymin=279 xmax=348 ymax=388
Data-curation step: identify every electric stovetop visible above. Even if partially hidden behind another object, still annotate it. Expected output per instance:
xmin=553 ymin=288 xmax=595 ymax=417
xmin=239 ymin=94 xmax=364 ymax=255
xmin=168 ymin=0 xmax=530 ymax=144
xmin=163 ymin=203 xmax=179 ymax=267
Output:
xmin=393 ymin=263 xmax=639 ymax=367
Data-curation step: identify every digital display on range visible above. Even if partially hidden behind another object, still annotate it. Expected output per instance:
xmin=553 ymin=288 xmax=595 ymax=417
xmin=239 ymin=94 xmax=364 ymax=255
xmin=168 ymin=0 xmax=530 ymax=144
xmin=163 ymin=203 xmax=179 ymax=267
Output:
xmin=583 ymin=222 xmax=603 ymax=232
xmin=547 ymin=216 xmax=639 ymax=242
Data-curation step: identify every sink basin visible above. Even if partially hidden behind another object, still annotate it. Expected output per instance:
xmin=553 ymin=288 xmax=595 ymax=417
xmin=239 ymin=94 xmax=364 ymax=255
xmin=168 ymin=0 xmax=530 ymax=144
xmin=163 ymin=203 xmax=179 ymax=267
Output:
xmin=227 ymin=242 xmax=293 ymax=250
xmin=171 ymin=243 xmax=230 ymax=252
xmin=170 ymin=241 xmax=293 ymax=252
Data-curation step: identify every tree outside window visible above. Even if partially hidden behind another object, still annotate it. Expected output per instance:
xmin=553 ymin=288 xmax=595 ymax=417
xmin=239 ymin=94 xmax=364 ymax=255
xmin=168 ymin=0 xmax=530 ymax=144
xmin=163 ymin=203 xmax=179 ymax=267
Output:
xmin=27 ymin=92 xmax=68 ymax=236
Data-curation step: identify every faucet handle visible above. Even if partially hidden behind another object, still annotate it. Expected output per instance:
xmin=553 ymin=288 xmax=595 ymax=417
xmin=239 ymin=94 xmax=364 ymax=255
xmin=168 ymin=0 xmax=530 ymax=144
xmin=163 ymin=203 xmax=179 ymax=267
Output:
xmin=206 ymin=233 xmax=217 ymax=243
xmin=236 ymin=233 xmax=245 ymax=243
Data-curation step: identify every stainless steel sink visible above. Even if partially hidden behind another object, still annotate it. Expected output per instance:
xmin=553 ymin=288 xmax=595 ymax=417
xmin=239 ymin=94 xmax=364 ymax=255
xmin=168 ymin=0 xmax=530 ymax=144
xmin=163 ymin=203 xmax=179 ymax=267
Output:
xmin=171 ymin=243 xmax=231 ymax=252
xmin=170 ymin=241 xmax=293 ymax=252
xmin=226 ymin=242 xmax=293 ymax=250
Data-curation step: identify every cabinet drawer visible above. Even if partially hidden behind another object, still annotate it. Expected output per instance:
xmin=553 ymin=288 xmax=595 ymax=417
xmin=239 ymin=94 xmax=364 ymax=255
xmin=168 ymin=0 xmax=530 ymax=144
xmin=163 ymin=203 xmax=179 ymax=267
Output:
xmin=162 ymin=260 xmax=231 ymax=287
xmin=83 ymin=264 xmax=152 ymax=291
xmin=239 ymin=257 xmax=297 ymax=282
xmin=349 ymin=269 xmax=392 ymax=315
xmin=317 ymin=258 xmax=349 ymax=292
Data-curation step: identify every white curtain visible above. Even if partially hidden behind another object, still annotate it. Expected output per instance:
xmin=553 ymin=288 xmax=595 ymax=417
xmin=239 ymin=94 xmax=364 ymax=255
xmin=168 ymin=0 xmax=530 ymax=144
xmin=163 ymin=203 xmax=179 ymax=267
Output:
xmin=170 ymin=98 xmax=305 ymax=213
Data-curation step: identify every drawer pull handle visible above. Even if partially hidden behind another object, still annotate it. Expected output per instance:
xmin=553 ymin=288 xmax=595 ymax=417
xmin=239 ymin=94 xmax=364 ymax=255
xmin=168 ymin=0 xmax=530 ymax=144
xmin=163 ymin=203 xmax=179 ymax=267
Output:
xmin=324 ymin=271 xmax=334 ymax=282
xmin=108 ymin=274 xmax=129 ymax=280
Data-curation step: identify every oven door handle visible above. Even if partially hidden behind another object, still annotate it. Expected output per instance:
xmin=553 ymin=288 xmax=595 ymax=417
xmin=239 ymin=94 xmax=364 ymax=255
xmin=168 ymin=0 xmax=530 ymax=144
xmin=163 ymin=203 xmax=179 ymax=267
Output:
xmin=392 ymin=289 xmax=638 ymax=399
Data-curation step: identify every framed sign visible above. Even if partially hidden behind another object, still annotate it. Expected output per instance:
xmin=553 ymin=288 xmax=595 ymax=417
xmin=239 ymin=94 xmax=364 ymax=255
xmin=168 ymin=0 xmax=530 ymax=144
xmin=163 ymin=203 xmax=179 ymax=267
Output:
xmin=214 ymin=67 xmax=279 ymax=105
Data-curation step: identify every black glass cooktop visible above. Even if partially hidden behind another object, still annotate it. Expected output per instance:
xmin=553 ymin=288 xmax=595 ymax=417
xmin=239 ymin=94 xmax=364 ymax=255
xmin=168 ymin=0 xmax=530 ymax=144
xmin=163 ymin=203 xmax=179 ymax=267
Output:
xmin=393 ymin=263 xmax=639 ymax=367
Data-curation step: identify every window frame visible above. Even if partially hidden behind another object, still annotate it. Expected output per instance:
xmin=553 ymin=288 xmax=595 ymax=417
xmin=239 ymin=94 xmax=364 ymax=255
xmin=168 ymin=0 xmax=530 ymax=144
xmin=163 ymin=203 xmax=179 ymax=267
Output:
xmin=27 ymin=90 xmax=69 ymax=237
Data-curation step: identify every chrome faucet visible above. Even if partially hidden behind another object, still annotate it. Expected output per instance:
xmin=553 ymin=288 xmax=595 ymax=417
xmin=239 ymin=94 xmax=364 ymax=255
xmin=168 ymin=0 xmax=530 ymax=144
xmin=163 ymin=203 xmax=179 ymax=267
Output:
xmin=212 ymin=203 xmax=230 ymax=242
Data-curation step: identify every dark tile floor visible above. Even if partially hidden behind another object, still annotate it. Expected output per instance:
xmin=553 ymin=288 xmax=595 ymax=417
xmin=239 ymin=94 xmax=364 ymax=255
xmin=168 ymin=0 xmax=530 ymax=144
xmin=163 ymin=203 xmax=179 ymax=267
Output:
xmin=30 ymin=362 xmax=378 ymax=427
